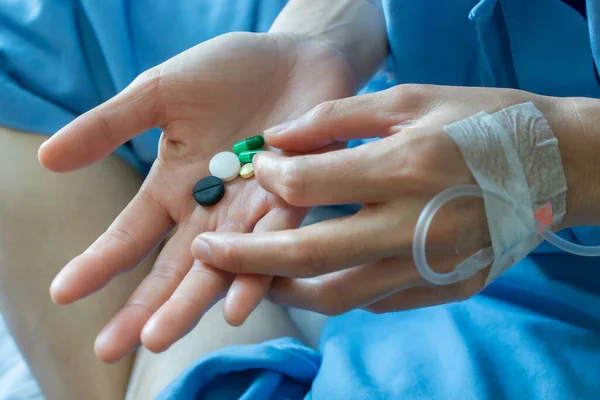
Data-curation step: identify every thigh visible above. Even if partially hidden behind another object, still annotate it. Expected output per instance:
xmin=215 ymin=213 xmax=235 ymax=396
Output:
xmin=126 ymin=298 xmax=303 ymax=399
xmin=0 ymin=126 xmax=154 ymax=400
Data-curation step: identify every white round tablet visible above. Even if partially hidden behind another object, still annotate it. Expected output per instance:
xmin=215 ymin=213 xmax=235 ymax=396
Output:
xmin=209 ymin=151 xmax=241 ymax=182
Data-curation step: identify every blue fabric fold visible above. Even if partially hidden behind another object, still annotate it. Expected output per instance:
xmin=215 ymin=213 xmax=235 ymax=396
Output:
xmin=156 ymin=338 xmax=320 ymax=399
xmin=158 ymin=253 xmax=600 ymax=399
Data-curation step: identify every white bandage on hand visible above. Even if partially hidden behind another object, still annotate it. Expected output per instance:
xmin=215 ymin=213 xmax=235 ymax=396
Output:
xmin=443 ymin=102 xmax=567 ymax=285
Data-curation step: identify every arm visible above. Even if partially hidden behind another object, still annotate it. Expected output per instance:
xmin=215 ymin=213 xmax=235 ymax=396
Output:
xmin=192 ymin=85 xmax=600 ymax=315
xmin=561 ymin=96 xmax=600 ymax=226
xmin=270 ymin=0 xmax=388 ymax=89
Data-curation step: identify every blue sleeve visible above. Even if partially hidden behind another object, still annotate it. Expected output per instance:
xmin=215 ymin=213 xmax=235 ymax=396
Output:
xmin=0 ymin=1 xmax=103 ymax=135
xmin=0 ymin=0 xmax=287 ymax=171
xmin=588 ymin=0 xmax=600 ymax=74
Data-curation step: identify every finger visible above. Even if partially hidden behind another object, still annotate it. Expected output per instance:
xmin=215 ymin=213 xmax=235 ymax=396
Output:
xmin=224 ymin=274 xmax=271 ymax=326
xmin=280 ymin=141 xmax=347 ymax=157
xmin=362 ymin=266 xmax=490 ymax=314
xmin=141 ymin=261 xmax=231 ymax=353
xmin=264 ymin=88 xmax=411 ymax=152
xmin=192 ymin=210 xmax=399 ymax=278
xmin=267 ymin=256 xmax=421 ymax=316
xmin=94 ymin=220 xmax=200 ymax=362
xmin=50 ymin=188 xmax=173 ymax=304
xmin=224 ymin=206 xmax=308 ymax=326
xmin=253 ymin=148 xmax=389 ymax=207
xmin=142 ymin=184 xmax=271 ymax=351
xmin=38 ymin=69 xmax=163 ymax=172
xmin=269 ymin=260 xmax=489 ymax=316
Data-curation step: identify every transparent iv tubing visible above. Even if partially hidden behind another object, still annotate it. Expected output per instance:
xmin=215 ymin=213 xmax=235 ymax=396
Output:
xmin=413 ymin=184 xmax=600 ymax=286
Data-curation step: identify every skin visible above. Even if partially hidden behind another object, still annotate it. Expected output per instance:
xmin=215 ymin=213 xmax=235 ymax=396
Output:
xmin=191 ymin=84 xmax=600 ymax=316
xmin=38 ymin=0 xmax=387 ymax=363
xmin=38 ymin=32 xmax=364 ymax=363
xmin=0 ymin=126 xmax=151 ymax=399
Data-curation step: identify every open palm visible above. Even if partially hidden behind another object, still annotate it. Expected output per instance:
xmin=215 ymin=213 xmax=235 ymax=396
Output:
xmin=39 ymin=32 xmax=355 ymax=362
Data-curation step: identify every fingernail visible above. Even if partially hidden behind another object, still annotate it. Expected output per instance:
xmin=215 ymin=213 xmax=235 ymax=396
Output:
xmin=49 ymin=271 xmax=69 ymax=303
xmin=192 ymin=237 xmax=212 ymax=263
xmin=389 ymin=125 xmax=402 ymax=134
xmin=389 ymin=123 xmax=409 ymax=134
xmin=50 ymin=274 xmax=62 ymax=292
xmin=263 ymin=120 xmax=297 ymax=136
xmin=249 ymin=150 xmax=271 ymax=167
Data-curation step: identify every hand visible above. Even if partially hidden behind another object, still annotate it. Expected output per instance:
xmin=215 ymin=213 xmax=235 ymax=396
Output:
xmin=191 ymin=84 xmax=593 ymax=315
xmin=39 ymin=32 xmax=356 ymax=361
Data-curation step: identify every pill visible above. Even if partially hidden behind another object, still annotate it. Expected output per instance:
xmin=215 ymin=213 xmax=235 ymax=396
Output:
xmin=239 ymin=163 xmax=254 ymax=179
xmin=232 ymin=135 xmax=264 ymax=155
xmin=209 ymin=151 xmax=241 ymax=182
xmin=238 ymin=149 xmax=264 ymax=164
xmin=193 ymin=176 xmax=225 ymax=206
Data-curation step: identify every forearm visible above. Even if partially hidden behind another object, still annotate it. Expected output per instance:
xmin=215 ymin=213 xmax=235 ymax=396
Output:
xmin=572 ymin=97 xmax=600 ymax=225
xmin=270 ymin=0 xmax=388 ymax=88
xmin=553 ymin=96 xmax=600 ymax=227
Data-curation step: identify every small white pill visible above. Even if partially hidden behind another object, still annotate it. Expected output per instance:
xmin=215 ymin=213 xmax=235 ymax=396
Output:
xmin=209 ymin=151 xmax=241 ymax=182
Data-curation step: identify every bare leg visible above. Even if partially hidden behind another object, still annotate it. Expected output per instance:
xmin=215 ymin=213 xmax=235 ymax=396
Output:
xmin=0 ymin=126 xmax=153 ymax=399
xmin=126 ymin=299 xmax=303 ymax=399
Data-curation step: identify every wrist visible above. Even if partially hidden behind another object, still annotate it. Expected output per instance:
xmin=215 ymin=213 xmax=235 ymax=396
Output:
xmin=269 ymin=0 xmax=388 ymax=89
xmin=548 ymin=96 xmax=600 ymax=228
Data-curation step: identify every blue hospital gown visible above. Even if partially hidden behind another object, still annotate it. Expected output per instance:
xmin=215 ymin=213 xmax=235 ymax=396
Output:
xmin=1 ymin=0 xmax=600 ymax=398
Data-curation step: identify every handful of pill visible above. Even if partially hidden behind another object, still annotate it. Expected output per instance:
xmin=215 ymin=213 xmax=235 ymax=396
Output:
xmin=192 ymin=134 xmax=266 ymax=206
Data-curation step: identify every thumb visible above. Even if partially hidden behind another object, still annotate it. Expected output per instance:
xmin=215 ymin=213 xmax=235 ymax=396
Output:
xmin=38 ymin=69 xmax=163 ymax=172
xmin=263 ymin=90 xmax=409 ymax=153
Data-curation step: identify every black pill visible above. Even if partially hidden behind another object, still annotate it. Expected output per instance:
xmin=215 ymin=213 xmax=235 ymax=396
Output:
xmin=193 ymin=176 xmax=225 ymax=206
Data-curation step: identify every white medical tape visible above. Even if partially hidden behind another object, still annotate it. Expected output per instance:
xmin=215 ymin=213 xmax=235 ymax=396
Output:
xmin=443 ymin=102 xmax=568 ymax=285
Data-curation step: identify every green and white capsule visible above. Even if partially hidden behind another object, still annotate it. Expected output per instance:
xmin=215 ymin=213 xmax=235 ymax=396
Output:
xmin=232 ymin=135 xmax=265 ymax=155
xmin=238 ymin=149 xmax=264 ymax=164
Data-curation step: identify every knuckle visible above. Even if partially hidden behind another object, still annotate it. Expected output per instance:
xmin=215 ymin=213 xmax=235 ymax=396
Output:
xmin=89 ymin=108 xmax=116 ymax=147
xmin=320 ymin=306 xmax=344 ymax=317
xmin=288 ymin=239 xmax=328 ymax=277
xmin=133 ymin=67 xmax=161 ymax=90
xmin=169 ymin=294 xmax=207 ymax=312
xmin=104 ymin=228 xmax=139 ymax=257
xmin=307 ymin=246 xmax=329 ymax=277
xmin=287 ymin=243 xmax=321 ymax=277
xmin=389 ymin=84 xmax=438 ymax=116
xmin=189 ymin=262 xmax=227 ymax=285
xmin=382 ymin=132 xmax=448 ymax=195
xmin=216 ymin=241 xmax=243 ymax=273
xmin=122 ymin=301 xmax=155 ymax=316
xmin=279 ymin=159 xmax=310 ymax=206
xmin=308 ymin=100 xmax=339 ymax=122
xmin=316 ymin=281 xmax=351 ymax=316
xmin=392 ymin=83 xmax=434 ymax=102
xmin=363 ymin=303 xmax=391 ymax=315
xmin=130 ymin=67 xmax=164 ymax=121
xmin=149 ymin=263 xmax=186 ymax=282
